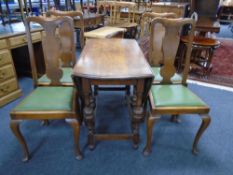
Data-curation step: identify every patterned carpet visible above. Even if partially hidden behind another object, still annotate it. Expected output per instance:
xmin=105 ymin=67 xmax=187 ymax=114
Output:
xmin=189 ymin=38 xmax=233 ymax=87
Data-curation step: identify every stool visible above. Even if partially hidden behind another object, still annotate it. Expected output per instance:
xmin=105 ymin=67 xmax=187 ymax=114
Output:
xmin=180 ymin=36 xmax=220 ymax=76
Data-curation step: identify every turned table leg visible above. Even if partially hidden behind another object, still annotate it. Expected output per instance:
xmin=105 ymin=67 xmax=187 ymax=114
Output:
xmin=132 ymin=79 xmax=144 ymax=149
xmin=82 ymin=79 xmax=96 ymax=150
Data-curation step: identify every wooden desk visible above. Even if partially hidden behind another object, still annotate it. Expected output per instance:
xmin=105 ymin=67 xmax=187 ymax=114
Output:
xmin=0 ymin=23 xmax=44 ymax=107
xmin=74 ymin=13 xmax=105 ymax=28
xmin=196 ymin=17 xmax=221 ymax=33
xmin=72 ymin=39 xmax=154 ymax=149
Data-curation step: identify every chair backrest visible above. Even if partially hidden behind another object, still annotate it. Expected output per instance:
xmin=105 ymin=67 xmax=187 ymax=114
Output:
xmin=140 ymin=12 xmax=177 ymax=38
xmin=25 ymin=16 xmax=76 ymax=87
xmin=97 ymin=0 xmax=115 ymax=24
xmin=149 ymin=17 xmax=195 ymax=84
xmin=112 ymin=1 xmax=137 ymax=24
xmin=46 ymin=10 xmax=85 ymax=48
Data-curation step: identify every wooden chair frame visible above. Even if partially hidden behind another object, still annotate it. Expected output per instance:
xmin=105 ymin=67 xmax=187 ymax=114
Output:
xmin=143 ymin=17 xmax=211 ymax=156
xmin=47 ymin=10 xmax=85 ymax=49
xmin=25 ymin=14 xmax=78 ymax=87
xmin=10 ymin=16 xmax=83 ymax=162
xmin=140 ymin=12 xmax=177 ymax=38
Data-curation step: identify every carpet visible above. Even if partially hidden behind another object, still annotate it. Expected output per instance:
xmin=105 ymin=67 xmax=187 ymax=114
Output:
xmin=0 ymin=78 xmax=233 ymax=175
xmin=189 ymin=38 xmax=233 ymax=87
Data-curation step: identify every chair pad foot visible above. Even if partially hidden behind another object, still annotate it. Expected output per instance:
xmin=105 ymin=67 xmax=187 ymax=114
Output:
xmin=143 ymin=148 xmax=151 ymax=156
xmin=76 ymin=154 xmax=83 ymax=160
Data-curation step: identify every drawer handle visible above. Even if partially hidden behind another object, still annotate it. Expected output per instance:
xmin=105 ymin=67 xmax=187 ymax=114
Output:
xmin=0 ymin=85 xmax=9 ymax=92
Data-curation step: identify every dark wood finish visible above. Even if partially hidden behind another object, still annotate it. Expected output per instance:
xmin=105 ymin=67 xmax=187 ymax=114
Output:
xmin=72 ymin=39 xmax=154 ymax=150
xmin=140 ymin=12 xmax=177 ymax=41
xmin=151 ymin=2 xmax=190 ymax=18
xmin=181 ymin=35 xmax=220 ymax=76
xmin=25 ymin=15 xmax=77 ymax=87
xmin=196 ymin=17 xmax=220 ymax=33
xmin=47 ymin=10 xmax=85 ymax=48
xmin=143 ymin=18 xmax=211 ymax=156
xmin=10 ymin=16 xmax=82 ymax=161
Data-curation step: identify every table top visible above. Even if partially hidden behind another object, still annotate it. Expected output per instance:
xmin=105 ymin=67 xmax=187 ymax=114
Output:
xmin=196 ymin=17 xmax=220 ymax=33
xmin=73 ymin=39 xmax=154 ymax=80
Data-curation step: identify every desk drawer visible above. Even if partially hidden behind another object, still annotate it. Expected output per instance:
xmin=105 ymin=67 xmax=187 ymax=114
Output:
xmin=0 ymin=65 xmax=15 ymax=83
xmin=32 ymin=32 xmax=41 ymax=41
xmin=0 ymin=50 xmax=12 ymax=66
xmin=0 ymin=78 xmax=18 ymax=97
xmin=0 ymin=39 xmax=8 ymax=49
xmin=9 ymin=35 xmax=27 ymax=47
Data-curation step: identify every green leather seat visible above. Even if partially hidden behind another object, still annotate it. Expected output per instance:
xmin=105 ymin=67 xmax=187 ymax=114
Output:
xmin=151 ymin=85 xmax=207 ymax=107
xmin=38 ymin=68 xmax=73 ymax=84
xmin=13 ymin=87 xmax=74 ymax=111
xmin=152 ymin=67 xmax=182 ymax=83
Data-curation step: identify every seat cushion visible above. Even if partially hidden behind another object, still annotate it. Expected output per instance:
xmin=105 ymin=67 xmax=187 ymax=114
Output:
xmin=38 ymin=67 xmax=73 ymax=84
xmin=152 ymin=67 xmax=182 ymax=83
xmin=151 ymin=85 xmax=207 ymax=107
xmin=14 ymin=87 xmax=74 ymax=111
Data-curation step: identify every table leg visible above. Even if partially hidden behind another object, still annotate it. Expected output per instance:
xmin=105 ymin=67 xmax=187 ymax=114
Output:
xmin=82 ymin=79 xmax=96 ymax=150
xmin=132 ymin=79 xmax=144 ymax=149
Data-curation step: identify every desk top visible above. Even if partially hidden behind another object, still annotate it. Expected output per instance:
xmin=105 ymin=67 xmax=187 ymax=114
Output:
xmin=73 ymin=39 xmax=154 ymax=79
xmin=0 ymin=22 xmax=42 ymax=39
xmin=196 ymin=17 xmax=220 ymax=33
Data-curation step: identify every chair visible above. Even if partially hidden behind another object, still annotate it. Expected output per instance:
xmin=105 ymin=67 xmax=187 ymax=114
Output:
xmin=139 ymin=12 xmax=177 ymax=59
xmin=47 ymin=10 xmax=126 ymax=41
xmin=46 ymin=10 xmax=85 ymax=48
xmin=109 ymin=1 xmax=138 ymax=38
xmin=143 ymin=17 xmax=211 ymax=156
xmin=139 ymin=12 xmax=182 ymax=85
xmin=10 ymin=16 xmax=83 ymax=162
xmin=180 ymin=12 xmax=221 ymax=76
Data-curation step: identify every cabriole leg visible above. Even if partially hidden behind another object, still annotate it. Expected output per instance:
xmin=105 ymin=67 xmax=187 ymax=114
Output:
xmin=66 ymin=118 xmax=83 ymax=160
xmin=10 ymin=119 xmax=30 ymax=162
xmin=192 ymin=114 xmax=211 ymax=154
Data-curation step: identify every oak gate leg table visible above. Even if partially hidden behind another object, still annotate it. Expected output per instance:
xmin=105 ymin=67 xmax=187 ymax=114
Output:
xmin=72 ymin=39 xmax=154 ymax=150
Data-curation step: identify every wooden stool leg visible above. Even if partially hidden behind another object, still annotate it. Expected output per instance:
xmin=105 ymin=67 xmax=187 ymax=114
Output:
xmin=192 ymin=114 xmax=211 ymax=155
xmin=143 ymin=114 xmax=159 ymax=156
xmin=66 ymin=118 xmax=83 ymax=160
xmin=10 ymin=119 xmax=29 ymax=162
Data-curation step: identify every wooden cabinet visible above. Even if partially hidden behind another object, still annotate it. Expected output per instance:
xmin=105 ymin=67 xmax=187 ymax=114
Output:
xmin=0 ymin=30 xmax=42 ymax=107
xmin=0 ymin=49 xmax=21 ymax=106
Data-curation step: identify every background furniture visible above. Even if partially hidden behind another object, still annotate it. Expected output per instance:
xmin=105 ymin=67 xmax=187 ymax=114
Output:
xmin=151 ymin=2 xmax=190 ymax=17
xmin=10 ymin=16 xmax=82 ymax=162
xmin=143 ymin=17 xmax=211 ymax=156
xmin=0 ymin=25 xmax=43 ymax=107
xmin=72 ymin=39 xmax=154 ymax=150
xmin=108 ymin=1 xmax=138 ymax=38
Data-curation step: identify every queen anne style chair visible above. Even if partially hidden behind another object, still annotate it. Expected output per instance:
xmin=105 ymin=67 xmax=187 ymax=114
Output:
xmin=139 ymin=12 xmax=182 ymax=85
xmin=10 ymin=16 xmax=83 ymax=162
xmin=143 ymin=17 xmax=211 ymax=156
xmin=108 ymin=1 xmax=138 ymax=38
xmin=47 ymin=10 xmax=85 ymax=48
